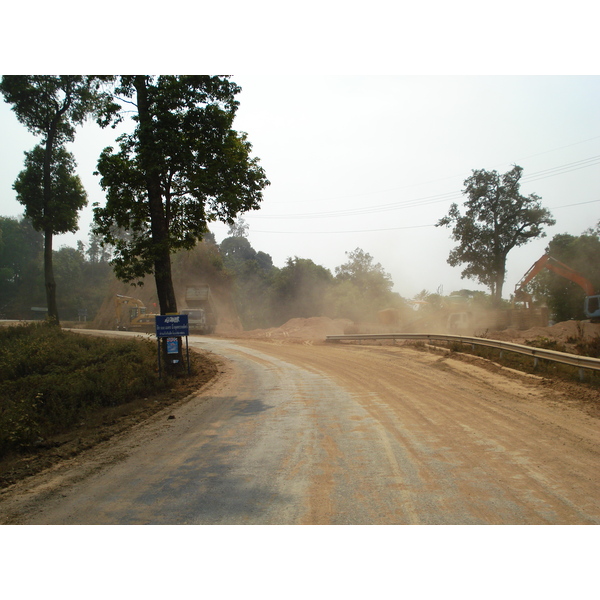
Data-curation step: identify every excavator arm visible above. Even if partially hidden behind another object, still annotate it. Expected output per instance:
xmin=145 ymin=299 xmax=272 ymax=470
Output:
xmin=514 ymin=254 xmax=600 ymax=320
xmin=515 ymin=255 xmax=596 ymax=297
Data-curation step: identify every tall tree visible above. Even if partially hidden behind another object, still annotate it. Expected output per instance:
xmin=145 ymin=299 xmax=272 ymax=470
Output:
xmin=335 ymin=248 xmax=393 ymax=296
xmin=0 ymin=75 xmax=118 ymax=324
xmin=437 ymin=165 xmax=555 ymax=305
xmin=271 ymin=257 xmax=332 ymax=324
xmin=227 ymin=217 xmax=250 ymax=239
xmin=12 ymin=145 xmax=88 ymax=321
xmin=93 ymin=76 xmax=269 ymax=317
xmin=330 ymin=248 xmax=397 ymax=321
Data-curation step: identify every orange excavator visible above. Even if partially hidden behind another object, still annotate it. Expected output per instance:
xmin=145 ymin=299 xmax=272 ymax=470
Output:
xmin=514 ymin=255 xmax=600 ymax=321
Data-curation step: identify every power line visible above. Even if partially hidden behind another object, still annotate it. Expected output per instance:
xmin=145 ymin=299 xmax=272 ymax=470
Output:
xmin=271 ymin=135 xmax=600 ymax=206
xmin=255 ymin=190 xmax=461 ymax=220
xmin=549 ymin=198 xmax=600 ymax=210
xmin=249 ymin=199 xmax=600 ymax=235
xmin=254 ymin=154 xmax=600 ymax=221
xmin=521 ymin=155 xmax=600 ymax=183
xmin=251 ymin=224 xmax=436 ymax=235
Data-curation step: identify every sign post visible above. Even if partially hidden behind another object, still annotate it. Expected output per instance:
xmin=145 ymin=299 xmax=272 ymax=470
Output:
xmin=155 ymin=314 xmax=190 ymax=378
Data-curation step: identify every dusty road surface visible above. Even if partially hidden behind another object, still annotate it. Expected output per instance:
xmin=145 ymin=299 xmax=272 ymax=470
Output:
xmin=1 ymin=334 xmax=598 ymax=524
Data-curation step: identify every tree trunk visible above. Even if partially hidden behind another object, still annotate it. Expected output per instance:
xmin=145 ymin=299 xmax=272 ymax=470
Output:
xmin=492 ymin=266 xmax=506 ymax=307
xmin=134 ymin=76 xmax=183 ymax=373
xmin=134 ymin=76 xmax=178 ymax=317
xmin=43 ymin=120 xmax=59 ymax=325
xmin=44 ymin=228 xmax=59 ymax=324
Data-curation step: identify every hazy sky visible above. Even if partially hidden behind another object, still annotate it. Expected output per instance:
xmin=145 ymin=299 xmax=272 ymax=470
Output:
xmin=1 ymin=75 xmax=598 ymax=300
xmin=1 ymin=2 xmax=596 ymax=586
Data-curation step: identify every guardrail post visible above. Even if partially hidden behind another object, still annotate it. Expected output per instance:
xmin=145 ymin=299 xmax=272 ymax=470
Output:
xmin=579 ymin=367 xmax=585 ymax=383
xmin=534 ymin=356 xmax=539 ymax=370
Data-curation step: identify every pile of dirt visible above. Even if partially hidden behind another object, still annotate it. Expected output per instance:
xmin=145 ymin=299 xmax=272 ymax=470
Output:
xmin=231 ymin=316 xmax=354 ymax=342
xmin=227 ymin=316 xmax=600 ymax=348
xmin=486 ymin=320 xmax=600 ymax=349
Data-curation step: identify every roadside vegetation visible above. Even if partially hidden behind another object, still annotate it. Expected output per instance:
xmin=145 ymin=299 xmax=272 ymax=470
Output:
xmin=0 ymin=323 xmax=211 ymax=463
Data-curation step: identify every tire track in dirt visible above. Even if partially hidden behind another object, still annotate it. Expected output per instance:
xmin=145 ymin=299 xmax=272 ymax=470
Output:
xmin=1 ymin=336 xmax=598 ymax=524
xmin=236 ymin=340 xmax=600 ymax=524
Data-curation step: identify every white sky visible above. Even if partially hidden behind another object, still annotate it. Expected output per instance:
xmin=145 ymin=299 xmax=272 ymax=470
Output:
xmin=1 ymin=3 xmax=599 ymax=302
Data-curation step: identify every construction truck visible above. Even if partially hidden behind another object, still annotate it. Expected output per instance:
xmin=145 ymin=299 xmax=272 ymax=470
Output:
xmin=514 ymin=255 xmax=600 ymax=321
xmin=114 ymin=295 xmax=158 ymax=332
xmin=183 ymin=285 xmax=217 ymax=334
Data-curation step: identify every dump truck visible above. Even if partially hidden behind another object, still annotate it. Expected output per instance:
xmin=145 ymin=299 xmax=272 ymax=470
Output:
xmin=183 ymin=285 xmax=217 ymax=333
xmin=114 ymin=295 xmax=158 ymax=332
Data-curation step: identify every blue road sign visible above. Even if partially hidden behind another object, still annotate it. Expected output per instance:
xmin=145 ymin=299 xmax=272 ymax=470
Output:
xmin=155 ymin=314 xmax=189 ymax=338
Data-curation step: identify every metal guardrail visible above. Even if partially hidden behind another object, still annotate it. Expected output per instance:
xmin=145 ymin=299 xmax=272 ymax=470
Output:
xmin=325 ymin=333 xmax=600 ymax=380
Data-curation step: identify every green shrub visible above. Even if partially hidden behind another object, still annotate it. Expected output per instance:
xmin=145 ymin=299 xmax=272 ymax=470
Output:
xmin=0 ymin=323 xmax=166 ymax=456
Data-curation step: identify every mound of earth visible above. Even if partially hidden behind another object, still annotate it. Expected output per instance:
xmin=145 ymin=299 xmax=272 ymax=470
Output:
xmin=232 ymin=317 xmax=354 ymax=342
xmin=486 ymin=320 xmax=600 ymax=350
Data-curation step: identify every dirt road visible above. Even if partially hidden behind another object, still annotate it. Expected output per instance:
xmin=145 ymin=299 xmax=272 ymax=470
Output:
xmin=1 ymin=335 xmax=598 ymax=524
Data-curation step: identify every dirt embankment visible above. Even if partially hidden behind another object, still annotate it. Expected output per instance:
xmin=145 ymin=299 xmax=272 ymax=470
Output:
xmin=222 ymin=315 xmax=600 ymax=350
xmin=222 ymin=316 xmax=354 ymax=342
xmin=486 ymin=320 xmax=600 ymax=352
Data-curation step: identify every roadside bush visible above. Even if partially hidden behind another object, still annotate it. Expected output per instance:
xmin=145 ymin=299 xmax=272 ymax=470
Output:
xmin=573 ymin=335 xmax=600 ymax=358
xmin=0 ymin=323 xmax=166 ymax=456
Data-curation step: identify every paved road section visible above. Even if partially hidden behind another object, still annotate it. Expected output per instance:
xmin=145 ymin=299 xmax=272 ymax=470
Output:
xmin=1 ymin=335 xmax=598 ymax=524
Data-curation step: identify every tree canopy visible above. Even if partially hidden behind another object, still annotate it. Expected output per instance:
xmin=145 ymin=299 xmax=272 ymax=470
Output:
xmin=335 ymin=247 xmax=393 ymax=296
xmin=93 ymin=75 xmax=269 ymax=316
xmin=437 ymin=165 xmax=555 ymax=304
xmin=0 ymin=76 xmax=117 ymax=145
xmin=1 ymin=75 xmax=118 ymax=324
xmin=13 ymin=144 xmax=87 ymax=235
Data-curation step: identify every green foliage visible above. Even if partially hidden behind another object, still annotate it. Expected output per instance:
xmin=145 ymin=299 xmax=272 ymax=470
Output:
xmin=0 ymin=219 xmax=114 ymax=321
xmin=329 ymin=248 xmax=399 ymax=321
xmin=52 ymin=245 xmax=113 ymax=320
xmin=0 ymin=323 xmax=165 ymax=456
xmin=0 ymin=217 xmax=44 ymax=315
xmin=527 ymin=225 xmax=600 ymax=321
xmin=335 ymin=248 xmax=393 ymax=294
xmin=1 ymin=75 xmax=119 ymax=324
xmin=218 ymin=235 xmax=276 ymax=329
xmin=219 ymin=237 xmax=402 ymax=328
xmin=171 ymin=236 xmax=231 ymax=291
xmin=93 ymin=75 xmax=270 ymax=289
xmin=13 ymin=144 xmax=87 ymax=235
xmin=437 ymin=165 xmax=555 ymax=303
xmin=573 ymin=336 xmax=600 ymax=358
xmin=0 ymin=76 xmax=118 ymax=145
xmin=270 ymin=257 xmax=333 ymax=324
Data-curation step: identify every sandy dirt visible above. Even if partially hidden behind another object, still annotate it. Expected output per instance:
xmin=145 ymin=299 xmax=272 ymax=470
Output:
xmin=0 ymin=324 xmax=598 ymax=525
xmin=221 ymin=315 xmax=600 ymax=347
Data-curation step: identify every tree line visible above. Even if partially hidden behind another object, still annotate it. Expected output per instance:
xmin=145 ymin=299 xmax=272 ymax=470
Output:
xmin=0 ymin=213 xmax=402 ymax=328
xmin=1 ymin=75 xmax=597 ymax=332
xmin=2 ymin=210 xmax=598 ymax=327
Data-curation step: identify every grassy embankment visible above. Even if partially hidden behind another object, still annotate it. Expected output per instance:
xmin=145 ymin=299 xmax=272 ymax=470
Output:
xmin=0 ymin=322 xmax=213 ymax=461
